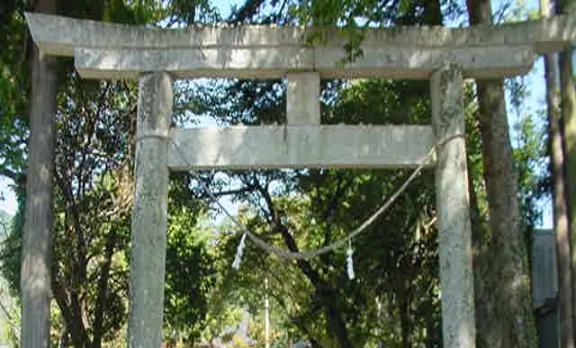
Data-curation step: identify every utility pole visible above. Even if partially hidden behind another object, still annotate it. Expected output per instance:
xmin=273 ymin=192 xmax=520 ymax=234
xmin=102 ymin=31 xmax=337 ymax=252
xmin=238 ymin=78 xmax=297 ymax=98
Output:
xmin=265 ymin=278 xmax=271 ymax=348
xmin=376 ymin=296 xmax=383 ymax=348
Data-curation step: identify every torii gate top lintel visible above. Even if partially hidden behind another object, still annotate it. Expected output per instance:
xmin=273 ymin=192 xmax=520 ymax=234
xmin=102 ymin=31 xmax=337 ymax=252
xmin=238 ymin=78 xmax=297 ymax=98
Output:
xmin=25 ymin=11 xmax=576 ymax=80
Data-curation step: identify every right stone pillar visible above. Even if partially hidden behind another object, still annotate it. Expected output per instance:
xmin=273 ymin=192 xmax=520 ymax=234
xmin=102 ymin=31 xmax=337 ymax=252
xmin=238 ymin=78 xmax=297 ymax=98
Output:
xmin=430 ymin=64 xmax=476 ymax=347
xmin=128 ymin=72 xmax=173 ymax=347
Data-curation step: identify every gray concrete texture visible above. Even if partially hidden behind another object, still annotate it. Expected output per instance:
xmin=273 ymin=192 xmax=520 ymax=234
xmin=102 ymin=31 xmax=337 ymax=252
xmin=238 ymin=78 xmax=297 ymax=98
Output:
xmin=128 ymin=72 xmax=172 ymax=348
xmin=287 ymin=72 xmax=320 ymax=125
xmin=25 ymin=12 xmax=576 ymax=80
xmin=432 ymin=65 xmax=475 ymax=348
xmin=168 ymin=125 xmax=435 ymax=170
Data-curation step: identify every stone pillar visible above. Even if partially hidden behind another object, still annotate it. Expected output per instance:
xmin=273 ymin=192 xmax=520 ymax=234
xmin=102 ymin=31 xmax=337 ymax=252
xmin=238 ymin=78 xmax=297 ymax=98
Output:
xmin=430 ymin=64 xmax=475 ymax=347
xmin=21 ymin=39 xmax=58 ymax=348
xmin=287 ymin=72 xmax=320 ymax=125
xmin=128 ymin=72 xmax=172 ymax=347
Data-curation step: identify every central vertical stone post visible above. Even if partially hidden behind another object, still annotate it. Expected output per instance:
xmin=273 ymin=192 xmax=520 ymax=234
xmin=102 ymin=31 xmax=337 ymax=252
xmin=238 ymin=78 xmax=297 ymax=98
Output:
xmin=430 ymin=64 xmax=476 ymax=347
xmin=287 ymin=72 xmax=320 ymax=125
xmin=128 ymin=72 xmax=173 ymax=347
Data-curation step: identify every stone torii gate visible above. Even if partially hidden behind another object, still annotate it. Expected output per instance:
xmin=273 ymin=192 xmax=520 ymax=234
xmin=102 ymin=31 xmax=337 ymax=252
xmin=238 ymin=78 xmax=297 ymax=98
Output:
xmin=25 ymin=12 xmax=576 ymax=347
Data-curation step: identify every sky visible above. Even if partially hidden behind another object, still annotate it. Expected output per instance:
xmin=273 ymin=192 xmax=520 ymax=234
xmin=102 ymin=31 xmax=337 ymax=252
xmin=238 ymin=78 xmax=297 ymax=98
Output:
xmin=0 ymin=178 xmax=16 ymax=215
xmin=0 ymin=0 xmax=554 ymax=228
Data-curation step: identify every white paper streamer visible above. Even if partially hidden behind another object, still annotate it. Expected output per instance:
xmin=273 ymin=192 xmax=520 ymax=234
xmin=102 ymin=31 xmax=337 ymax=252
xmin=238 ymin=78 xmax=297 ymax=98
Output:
xmin=232 ymin=232 xmax=247 ymax=270
xmin=346 ymin=240 xmax=355 ymax=280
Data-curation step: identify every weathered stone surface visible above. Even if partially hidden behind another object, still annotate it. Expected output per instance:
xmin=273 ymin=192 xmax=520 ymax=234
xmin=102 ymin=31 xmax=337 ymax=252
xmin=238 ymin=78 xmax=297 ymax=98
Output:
xmin=168 ymin=125 xmax=435 ymax=170
xmin=431 ymin=65 xmax=475 ymax=348
xmin=73 ymin=45 xmax=535 ymax=79
xmin=128 ymin=72 xmax=172 ymax=348
xmin=314 ymin=45 xmax=535 ymax=78
xmin=21 ymin=31 xmax=58 ymax=348
xmin=287 ymin=73 xmax=320 ymax=125
xmin=25 ymin=12 xmax=576 ymax=79
xmin=74 ymin=46 xmax=313 ymax=79
xmin=25 ymin=12 xmax=576 ymax=54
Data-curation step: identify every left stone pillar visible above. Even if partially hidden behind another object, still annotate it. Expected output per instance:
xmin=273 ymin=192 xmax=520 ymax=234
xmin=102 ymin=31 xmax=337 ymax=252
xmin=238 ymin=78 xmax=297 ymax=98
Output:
xmin=128 ymin=72 xmax=173 ymax=347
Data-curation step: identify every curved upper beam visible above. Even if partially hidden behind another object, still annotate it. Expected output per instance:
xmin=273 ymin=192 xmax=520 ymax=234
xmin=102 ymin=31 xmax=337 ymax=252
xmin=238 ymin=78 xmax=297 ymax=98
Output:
xmin=25 ymin=12 xmax=576 ymax=80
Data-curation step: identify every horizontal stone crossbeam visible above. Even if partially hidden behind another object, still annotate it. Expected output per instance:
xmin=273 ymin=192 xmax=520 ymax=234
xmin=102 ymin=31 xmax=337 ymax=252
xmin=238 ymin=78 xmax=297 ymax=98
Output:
xmin=25 ymin=12 xmax=576 ymax=79
xmin=167 ymin=125 xmax=435 ymax=170
xmin=74 ymin=45 xmax=535 ymax=79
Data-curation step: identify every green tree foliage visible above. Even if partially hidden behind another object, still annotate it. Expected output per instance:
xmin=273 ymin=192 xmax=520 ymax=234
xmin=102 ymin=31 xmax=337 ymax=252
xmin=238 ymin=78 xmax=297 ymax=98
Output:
xmin=0 ymin=209 xmax=19 ymax=345
xmin=0 ymin=0 xmax=28 ymax=185
xmin=0 ymin=1 xmax=222 ymax=346
xmin=182 ymin=74 xmax=443 ymax=346
xmin=164 ymin=192 xmax=220 ymax=343
xmin=0 ymin=0 xmax=551 ymax=346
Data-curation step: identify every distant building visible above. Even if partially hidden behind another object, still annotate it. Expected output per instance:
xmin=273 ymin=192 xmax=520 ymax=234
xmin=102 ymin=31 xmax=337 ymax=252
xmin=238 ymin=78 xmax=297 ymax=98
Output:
xmin=532 ymin=229 xmax=559 ymax=348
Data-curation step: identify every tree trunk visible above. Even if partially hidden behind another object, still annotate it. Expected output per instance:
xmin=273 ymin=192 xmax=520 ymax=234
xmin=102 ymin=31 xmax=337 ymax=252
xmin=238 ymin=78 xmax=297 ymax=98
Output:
xmin=556 ymin=1 xmax=576 ymax=341
xmin=58 ymin=325 xmax=69 ymax=348
xmin=320 ymin=286 xmax=353 ymax=348
xmin=541 ymin=1 xmax=575 ymax=347
xmin=465 ymin=1 xmax=538 ymax=347
xmin=92 ymin=228 xmax=117 ymax=348
xmin=259 ymin=183 xmax=353 ymax=348
xmin=20 ymin=0 xmax=58 ymax=347
xmin=281 ymin=225 xmax=353 ymax=348
xmin=398 ymin=282 xmax=411 ymax=348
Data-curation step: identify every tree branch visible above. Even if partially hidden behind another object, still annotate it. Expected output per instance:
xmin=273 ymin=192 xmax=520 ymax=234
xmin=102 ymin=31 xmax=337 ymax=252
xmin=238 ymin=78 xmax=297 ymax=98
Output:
xmin=92 ymin=226 xmax=118 ymax=347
